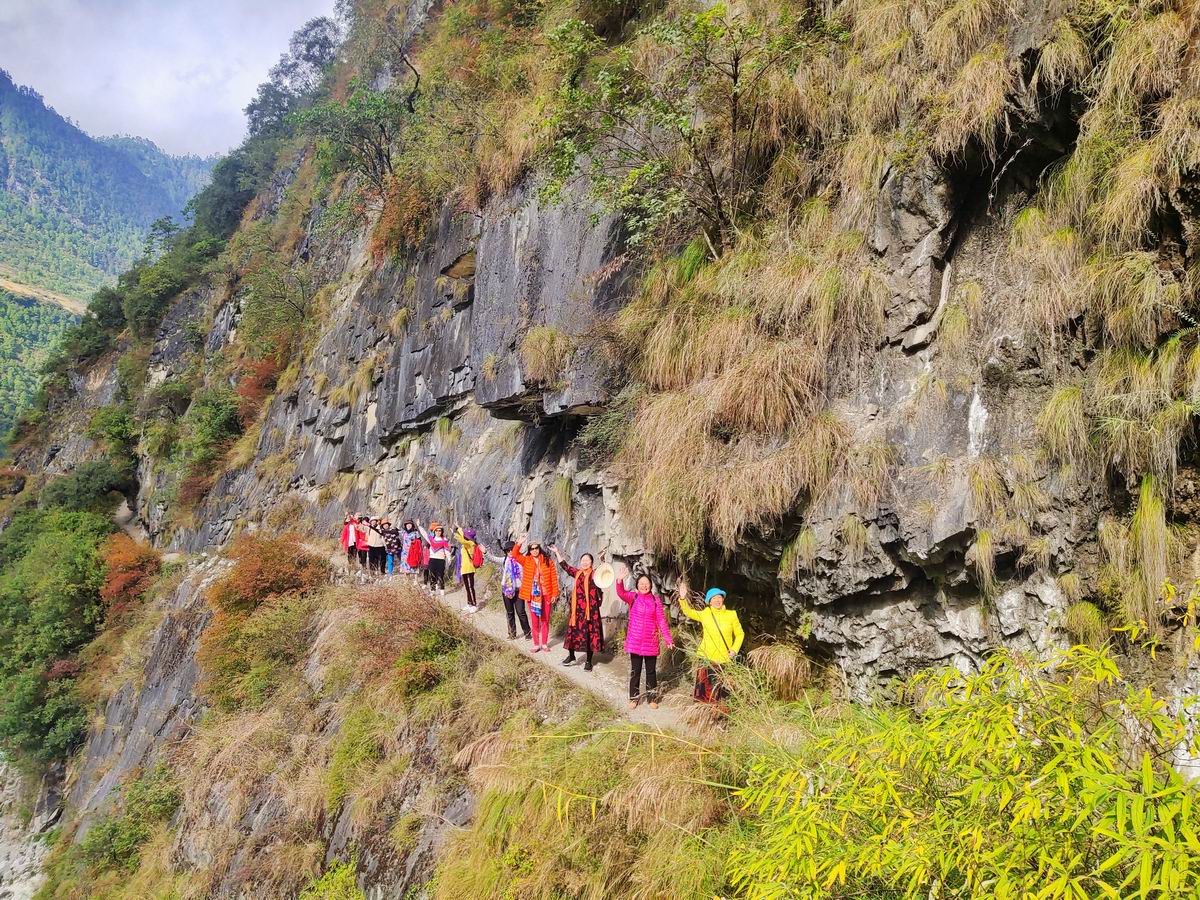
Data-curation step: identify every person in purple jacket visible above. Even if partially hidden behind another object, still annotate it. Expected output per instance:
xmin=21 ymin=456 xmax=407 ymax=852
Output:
xmin=614 ymin=563 xmax=674 ymax=709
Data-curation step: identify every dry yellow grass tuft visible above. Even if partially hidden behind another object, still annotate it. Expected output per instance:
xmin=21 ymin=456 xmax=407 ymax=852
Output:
xmin=934 ymin=44 xmax=1018 ymax=158
xmin=748 ymin=643 xmax=813 ymax=701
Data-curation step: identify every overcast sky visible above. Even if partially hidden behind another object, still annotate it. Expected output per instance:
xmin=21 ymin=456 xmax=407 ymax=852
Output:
xmin=0 ymin=0 xmax=335 ymax=158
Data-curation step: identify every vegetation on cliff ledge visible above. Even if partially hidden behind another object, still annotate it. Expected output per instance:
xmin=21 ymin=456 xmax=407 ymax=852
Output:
xmin=30 ymin=536 xmax=1200 ymax=898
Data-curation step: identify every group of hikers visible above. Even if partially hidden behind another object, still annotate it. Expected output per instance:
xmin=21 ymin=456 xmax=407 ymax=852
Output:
xmin=339 ymin=514 xmax=745 ymax=709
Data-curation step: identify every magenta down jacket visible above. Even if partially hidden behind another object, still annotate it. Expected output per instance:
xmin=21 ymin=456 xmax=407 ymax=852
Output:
xmin=615 ymin=580 xmax=674 ymax=657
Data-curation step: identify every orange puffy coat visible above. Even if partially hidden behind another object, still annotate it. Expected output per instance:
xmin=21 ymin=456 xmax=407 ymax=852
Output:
xmin=511 ymin=547 xmax=560 ymax=603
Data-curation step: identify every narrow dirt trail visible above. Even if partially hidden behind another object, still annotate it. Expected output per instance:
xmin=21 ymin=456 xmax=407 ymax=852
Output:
xmin=324 ymin=546 xmax=694 ymax=731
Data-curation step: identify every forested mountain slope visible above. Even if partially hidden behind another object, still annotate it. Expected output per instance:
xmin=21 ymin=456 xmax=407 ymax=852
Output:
xmin=6 ymin=0 xmax=1200 ymax=897
xmin=0 ymin=288 xmax=75 ymax=434
xmin=0 ymin=70 xmax=215 ymax=301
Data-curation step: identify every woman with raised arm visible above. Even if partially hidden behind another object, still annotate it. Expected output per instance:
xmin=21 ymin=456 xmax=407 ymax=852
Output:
xmin=354 ymin=515 xmax=371 ymax=570
xmin=489 ymin=541 xmax=530 ymax=639
xmin=511 ymin=537 xmax=559 ymax=653
xmin=550 ymin=545 xmax=604 ymax=671
xmin=613 ymin=563 xmax=673 ymax=709
xmin=675 ymin=576 xmax=745 ymax=705
xmin=454 ymin=526 xmax=484 ymax=613
xmin=417 ymin=520 xmax=452 ymax=595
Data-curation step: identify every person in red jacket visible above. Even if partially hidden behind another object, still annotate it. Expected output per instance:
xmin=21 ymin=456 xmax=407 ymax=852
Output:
xmin=354 ymin=515 xmax=371 ymax=569
xmin=511 ymin=537 xmax=560 ymax=653
xmin=339 ymin=515 xmax=356 ymax=568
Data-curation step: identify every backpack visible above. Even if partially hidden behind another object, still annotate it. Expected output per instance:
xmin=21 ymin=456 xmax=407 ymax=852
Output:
xmin=471 ymin=543 xmax=484 ymax=568
xmin=502 ymin=557 xmax=522 ymax=598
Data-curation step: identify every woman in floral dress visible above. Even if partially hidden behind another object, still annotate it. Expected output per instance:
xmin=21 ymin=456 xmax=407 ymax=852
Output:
xmin=550 ymin=546 xmax=604 ymax=671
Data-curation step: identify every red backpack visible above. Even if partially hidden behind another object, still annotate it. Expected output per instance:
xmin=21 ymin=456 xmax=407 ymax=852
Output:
xmin=471 ymin=543 xmax=484 ymax=568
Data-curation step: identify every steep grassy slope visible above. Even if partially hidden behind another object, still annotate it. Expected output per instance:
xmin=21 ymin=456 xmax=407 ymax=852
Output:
xmin=29 ymin=540 xmax=1200 ymax=899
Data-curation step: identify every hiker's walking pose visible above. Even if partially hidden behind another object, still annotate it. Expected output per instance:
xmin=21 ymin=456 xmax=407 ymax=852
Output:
xmin=614 ymin=564 xmax=673 ymax=709
xmin=454 ymin=526 xmax=485 ymax=612
xmin=512 ymin=538 xmax=559 ymax=653
xmin=551 ymin=545 xmax=604 ymax=671
xmin=493 ymin=541 xmax=531 ymax=639
xmin=676 ymin=577 xmax=744 ymax=704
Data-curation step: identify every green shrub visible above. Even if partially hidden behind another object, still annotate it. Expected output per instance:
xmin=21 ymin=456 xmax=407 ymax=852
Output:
xmin=299 ymin=857 xmax=364 ymax=900
xmin=198 ymin=593 xmax=318 ymax=712
xmin=41 ymin=459 xmax=133 ymax=513
xmin=86 ymin=405 xmax=135 ymax=456
xmin=80 ymin=765 xmax=179 ymax=874
xmin=326 ymin=709 xmax=383 ymax=810
xmin=577 ymin=383 xmax=644 ymax=462
xmin=175 ymin=387 xmax=241 ymax=469
xmin=0 ymin=509 xmax=113 ymax=763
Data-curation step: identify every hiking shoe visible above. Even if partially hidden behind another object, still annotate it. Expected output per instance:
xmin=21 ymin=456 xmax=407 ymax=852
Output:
xmin=507 ymin=630 xmax=517 ymax=640
xmin=522 ymin=633 xmax=532 ymax=640
xmin=562 ymin=657 xmax=577 ymax=666
xmin=583 ymin=661 xmax=593 ymax=672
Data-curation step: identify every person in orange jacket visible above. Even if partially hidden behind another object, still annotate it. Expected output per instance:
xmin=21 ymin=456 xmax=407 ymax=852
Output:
xmin=511 ymin=537 xmax=560 ymax=653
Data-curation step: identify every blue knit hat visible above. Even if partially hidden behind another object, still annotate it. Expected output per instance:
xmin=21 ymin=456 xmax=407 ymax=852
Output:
xmin=705 ymin=587 xmax=727 ymax=605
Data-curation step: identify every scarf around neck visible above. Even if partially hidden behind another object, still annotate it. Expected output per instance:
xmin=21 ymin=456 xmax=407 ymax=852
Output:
xmin=570 ymin=566 xmax=594 ymax=627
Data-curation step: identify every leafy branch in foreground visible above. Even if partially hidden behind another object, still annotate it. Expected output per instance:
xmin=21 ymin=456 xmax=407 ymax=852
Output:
xmin=729 ymin=646 xmax=1200 ymax=899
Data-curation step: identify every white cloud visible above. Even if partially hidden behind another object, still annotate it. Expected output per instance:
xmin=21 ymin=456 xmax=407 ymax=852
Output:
xmin=0 ymin=0 xmax=335 ymax=156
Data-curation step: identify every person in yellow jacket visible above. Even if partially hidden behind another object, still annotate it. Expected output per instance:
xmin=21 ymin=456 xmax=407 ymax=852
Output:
xmin=676 ymin=577 xmax=744 ymax=704
xmin=454 ymin=526 xmax=484 ymax=613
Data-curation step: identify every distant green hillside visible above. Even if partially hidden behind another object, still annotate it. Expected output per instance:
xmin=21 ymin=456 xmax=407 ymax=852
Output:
xmin=0 ymin=288 xmax=75 ymax=434
xmin=0 ymin=69 xmax=215 ymax=301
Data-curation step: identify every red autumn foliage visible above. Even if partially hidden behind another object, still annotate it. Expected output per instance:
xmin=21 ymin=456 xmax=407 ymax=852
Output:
xmin=100 ymin=533 xmax=162 ymax=614
xmin=235 ymin=353 xmax=286 ymax=425
xmin=206 ymin=534 xmax=328 ymax=613
xmin=369 ymin=176 xmax=434 ymax=263
xmin=45 ymin=658 xmax=81 ymax=681
xmin=178 ymin=468 xmax=216 ymax=509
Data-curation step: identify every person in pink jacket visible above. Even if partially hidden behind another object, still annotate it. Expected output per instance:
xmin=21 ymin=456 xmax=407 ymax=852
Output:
xmin=614 ymin=563 xmax=674 ymax=709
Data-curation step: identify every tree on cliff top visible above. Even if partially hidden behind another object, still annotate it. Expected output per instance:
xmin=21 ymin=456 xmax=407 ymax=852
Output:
xmin=545 ymin=4 xmax=810 ymax=255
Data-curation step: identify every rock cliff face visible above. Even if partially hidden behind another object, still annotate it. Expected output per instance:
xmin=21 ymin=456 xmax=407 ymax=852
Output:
xmin=0 ymin=760 xmax=51 ymax=900
xmin=183 ymin=175 xmax=1119 ymax=694
xmin=16 ymin=141 xmax=1107 ymax=699
xmin=22 ymin=0 xmax=1195 ymax=713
